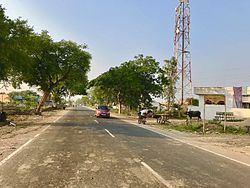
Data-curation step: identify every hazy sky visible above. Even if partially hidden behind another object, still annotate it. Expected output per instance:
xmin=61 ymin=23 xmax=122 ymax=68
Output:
xmin=1 ymin=0 xmax=250 ymax=87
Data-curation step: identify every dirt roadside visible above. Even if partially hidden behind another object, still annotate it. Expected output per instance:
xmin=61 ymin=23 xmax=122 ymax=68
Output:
xmin=0 ymin=109 xmax=67 ymax=162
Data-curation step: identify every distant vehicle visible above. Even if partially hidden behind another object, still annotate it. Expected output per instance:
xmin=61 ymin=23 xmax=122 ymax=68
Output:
xmin=95 ymin=105 xmax=110 ymax=118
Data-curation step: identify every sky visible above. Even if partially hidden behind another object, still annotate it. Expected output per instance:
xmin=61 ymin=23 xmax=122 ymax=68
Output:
xmin=1 ymin=0 xmax=250 ymax=88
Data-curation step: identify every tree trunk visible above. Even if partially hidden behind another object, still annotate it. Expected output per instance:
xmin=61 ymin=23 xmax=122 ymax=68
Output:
xmin=167 ymin=95 xmax=171 ymax=112
xmin=117 ymin=91 xmax=121 ymax=114
xmin=36 ymin=91 xmax=50 ymax=114
xmin=118 ymin=102 xmax=121 ymax=114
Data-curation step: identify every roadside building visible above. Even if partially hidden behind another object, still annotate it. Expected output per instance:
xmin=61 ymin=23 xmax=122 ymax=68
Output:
xmin=194 ymin=87 xmax=250 ymax=119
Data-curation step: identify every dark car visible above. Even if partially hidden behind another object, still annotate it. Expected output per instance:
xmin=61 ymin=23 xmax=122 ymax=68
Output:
xmin=95 ymin=105 xmax=110 ymax=118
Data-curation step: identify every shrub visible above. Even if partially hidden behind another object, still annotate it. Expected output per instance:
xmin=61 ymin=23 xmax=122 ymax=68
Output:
xmin=225 ymin=126 xmax=246 ymax=134
xmin=169 ymin=122 xmax=202 ymax=132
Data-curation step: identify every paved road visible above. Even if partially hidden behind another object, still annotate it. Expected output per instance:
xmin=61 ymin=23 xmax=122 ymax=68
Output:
xmin=0 ymin=107 xmax=249 ymax=188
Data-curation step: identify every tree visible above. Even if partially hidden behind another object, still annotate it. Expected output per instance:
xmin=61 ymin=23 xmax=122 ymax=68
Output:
xmin=0 ymin=5 xmax=11 ymax=81
xmin=186 ymin=98 xmax=199 ymax=106
xmin=51 ymin=85 xmax=68 ymax=106
xmin=90 ymin=55 xmax=162 ymax=113
xmin=18 ymin=32 xmax=91 ymax=113
xmin=160 ymin=57 xmax=178 ymax=111
xmin=89 ymin=67 xmax=122 ymax=110
xmin=76 ymin=95 xmax=90 ymax=106
xmin=0 ymin=5 xmax=33 ymax=84
xmin=0 ymin=5 xmax=91 ymax=113
xmin=121 ymin=55 xmax=162 ymax=109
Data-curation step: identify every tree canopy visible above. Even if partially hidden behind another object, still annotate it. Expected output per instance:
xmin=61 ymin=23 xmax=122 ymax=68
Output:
xmin=18 ymin=32 xmax=91 ymax=93
xmin=0 ymin=5 xmax=92 ymax=112
xmin=16 ymin=32 xmax=91 ymax=112
xmin=0 ymin=5 xmax=33 ymax=83
xmin=89 ymin=55 xmax=162 ymax=113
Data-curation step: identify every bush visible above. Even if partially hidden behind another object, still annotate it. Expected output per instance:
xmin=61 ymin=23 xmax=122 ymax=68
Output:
xmin=167 ymin=122 xmax=202 ymax=132
xmin=8 ymin=90 xmax=39 ymax=110
xmin=225 ymin=126 xmax=246 ymax=134
xmin=170 ymin=103 xmax=188 ymax=119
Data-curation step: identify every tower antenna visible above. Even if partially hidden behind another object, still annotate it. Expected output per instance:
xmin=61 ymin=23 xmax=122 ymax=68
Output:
xmin=174 ymin=0 xmax=192 ymax=105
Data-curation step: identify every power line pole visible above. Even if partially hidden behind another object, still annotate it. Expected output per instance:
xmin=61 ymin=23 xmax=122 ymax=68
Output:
xmin=174 ymin=0 xmax=192 ymax=105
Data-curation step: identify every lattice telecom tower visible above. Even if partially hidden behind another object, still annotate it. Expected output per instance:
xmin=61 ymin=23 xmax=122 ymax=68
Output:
xmin=174 ymin=0 xmax=192 ymax=105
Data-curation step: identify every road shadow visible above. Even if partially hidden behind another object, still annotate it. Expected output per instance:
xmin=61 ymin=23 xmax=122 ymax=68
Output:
xmin=101 ymin=120 xmax=166 ymax=139
xmin=53 ymin=117 xmax=166 ymax=139
xmin=52 ymin=107 xmax=166 ymax=139
xmin=67 ymin=108 xmax=92 ymax=112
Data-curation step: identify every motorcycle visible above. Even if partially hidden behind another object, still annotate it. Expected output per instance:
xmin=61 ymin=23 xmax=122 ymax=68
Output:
xmin=138 ymin=115 xmax=146 ymax=124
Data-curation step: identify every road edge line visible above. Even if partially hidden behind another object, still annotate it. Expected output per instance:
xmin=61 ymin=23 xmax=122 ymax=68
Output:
xmin=123 ymin=120 xmax=250 ymax=168
xmin=0 ymin=125 xmax=50 ymax=167
xmin=141 ymin=125 xmax=250 ymax=167
xmin=0 ymin=110 xmax=66 ymax=167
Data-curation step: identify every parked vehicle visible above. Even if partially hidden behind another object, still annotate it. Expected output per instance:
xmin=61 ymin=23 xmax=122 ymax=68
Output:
xmin=95 ymin=105 xmax=110 ymax=118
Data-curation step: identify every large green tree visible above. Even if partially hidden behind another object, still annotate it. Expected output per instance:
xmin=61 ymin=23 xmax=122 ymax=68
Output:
xmin=0 ymin=5 xmax=11 ymax=81
xmin=18 ymin=32 xmax=91 ymax=113
xmin=90 ymin=55 xmax=162 ymax=113
xmin=0 ymin=5 xmax=33 ymax=83
xmin=0 ymin=5 xmax=91 ymax=113
xmin=121 ymin=55 xmax=162 ymax=109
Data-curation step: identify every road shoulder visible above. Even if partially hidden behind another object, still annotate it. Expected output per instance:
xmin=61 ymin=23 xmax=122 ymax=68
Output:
xmin=0 ymin=109 xmax=67 ymax=161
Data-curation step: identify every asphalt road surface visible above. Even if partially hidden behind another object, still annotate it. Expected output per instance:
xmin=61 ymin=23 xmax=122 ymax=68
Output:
xmin=0 ymin=107 xmax=249 ymax=188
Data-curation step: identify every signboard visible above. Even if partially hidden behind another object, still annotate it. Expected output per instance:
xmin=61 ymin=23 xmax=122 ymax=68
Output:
xmin=204 ymin=95 xmax=225 ymax=105
xmin=203 ymin=94 xmax=227 ymax=134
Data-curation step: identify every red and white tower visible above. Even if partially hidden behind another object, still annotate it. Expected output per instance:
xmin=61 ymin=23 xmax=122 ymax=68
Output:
xmin=174 ymin=0 xmax=192 ymax=105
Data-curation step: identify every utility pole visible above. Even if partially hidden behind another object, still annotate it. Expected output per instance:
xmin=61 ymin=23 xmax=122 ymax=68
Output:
xmin=174 ymin=0 xmax=192 ymax=105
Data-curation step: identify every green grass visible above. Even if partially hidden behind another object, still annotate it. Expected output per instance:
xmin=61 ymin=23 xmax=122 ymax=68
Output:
xmin=161 ymin=121 xmax=248 ymax=135
xmin=208 ymin=119 xmax=222 ymax=125
xmin=225 ymin=126 xmax=246 ymax=134
xmin=163 ymin=122 xmax=202 ymax=132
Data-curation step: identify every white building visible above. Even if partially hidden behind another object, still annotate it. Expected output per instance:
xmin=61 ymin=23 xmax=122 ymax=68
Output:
xmin=194 ymin=87 xmax=250 ymax=120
